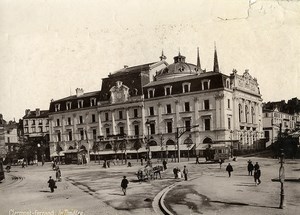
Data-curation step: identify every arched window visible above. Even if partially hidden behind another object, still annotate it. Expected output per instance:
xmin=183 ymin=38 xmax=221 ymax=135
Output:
xmin=80 ymin=145 xmax=86 ymax=151
xmin=105 ymin=143 xmax=112 ymax=150
xmin=166 ymin=139 xmax=175 ymax=145
xmin=203 ymin=137 xmax=212 ymax=144
xmin=148 ymin=140 xmax=158 ymax=146
xmin=68 ymin=146 xmax=74 ymax=150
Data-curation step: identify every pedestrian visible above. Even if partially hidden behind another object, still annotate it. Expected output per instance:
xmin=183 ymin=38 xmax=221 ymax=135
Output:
xmin=56 ymin=167 xmax=61 ymax=182
xmin=226 ymin=163 xmax=233 ymax=177
xmin=196 ymin=156 xmax=200 ymax=164
xmin=47 ymin=176 xmax=56 ymax=193
xmin=107 ymin=160 xmax=110 ymax=168
xmin=121 ymin=176 xmax=129 ymax=195
xmin=173 ymin=167 xmax=178 ymax=179
xmin=219 ymin=159 xmax=224 ymax=169
xmin=247 ymin=160 xmax=254 ymax=176
xmin=183 ymin=165 xmax=188 ymax=181
xmin=22 ymin=162 xmax=25 ymax=168
xmin=162 ymin=159 xmax=167 ymax=170
xmin=177 ymin=168 xmax=182 ymax=179
xmin=254 ymin=166 xmax=261 ymax=185
xmin=254 ymin=162 xmax=260 ymax=171
xmin=140 ymin=157 xmax=143 ymax=166
xmin=171 ymin=155 xmax=174 ymax=162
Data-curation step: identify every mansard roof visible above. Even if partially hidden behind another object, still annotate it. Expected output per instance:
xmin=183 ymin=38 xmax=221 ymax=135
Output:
xmin=49 ymin=91 xmax=101 ymax=113
xmin=99 ymin=61 xmax=165 ymax=101
xmin=143 ymin=71 xmax=229 ymax=98
xmin=23 ymin=110 xmax=49 ymax=119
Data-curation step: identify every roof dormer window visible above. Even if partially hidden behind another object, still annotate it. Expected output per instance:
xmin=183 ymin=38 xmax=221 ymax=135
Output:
xmin=182 ymin=82 xmax=191 ymax=93
xmin=66 ymin=102 xmax=72 ymax=110
xmin=55 ymin=104 xmax=60 ymax=112
xmin=78 ymin=100 xmax=84 ymax=108
xmin=201 ymin=79 xmax=211 ymax=90
xmin=226 ymin=78 xmax=230 ymax=88
xmin=164 ymin=85 xmax=172 ymax=96
xmin=148 ymin=88 xmax=155 ymax=98
xmin=90 ymin=98 xmax=96 ymax=106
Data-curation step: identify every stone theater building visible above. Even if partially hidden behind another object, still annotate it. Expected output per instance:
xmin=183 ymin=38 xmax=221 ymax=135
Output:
xmin=49 ymin=48 xmax=264 ymax=161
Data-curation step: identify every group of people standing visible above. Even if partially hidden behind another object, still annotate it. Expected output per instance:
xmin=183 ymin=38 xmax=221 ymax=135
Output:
xmin=173 ymin=165 xmax=188 ymax=181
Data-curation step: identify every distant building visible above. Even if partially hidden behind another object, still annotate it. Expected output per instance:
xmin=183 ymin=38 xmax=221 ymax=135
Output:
xmin=0 ymin=114 xmax=19 ymax=161
xmin=48 ymin=48 xmax=264 ymax=161
xmin=22 ymin=108 xmax=50 ymax=160
xmin=263 ymin=108 xmax=298 ymax=147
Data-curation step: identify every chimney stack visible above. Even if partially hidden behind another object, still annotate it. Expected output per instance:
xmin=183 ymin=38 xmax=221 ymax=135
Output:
xmin=76 ymin=88 xmax=84 ymax=97
xmin=25 ymin=109 xmax=30 ymax=116
xmin=36 ymin=108 xmax=40 ymax=116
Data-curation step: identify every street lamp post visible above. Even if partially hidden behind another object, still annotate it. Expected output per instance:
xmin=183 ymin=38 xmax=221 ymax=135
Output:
xmin=279 ymin=151 xmax=285 ymax=209
xmin=176 ymin=125 xmax=199 ymax=163
xmin=160 ymin=134 xmax=164 ymax=162
xmin=145 ymin=119 xmax=151 ymax=161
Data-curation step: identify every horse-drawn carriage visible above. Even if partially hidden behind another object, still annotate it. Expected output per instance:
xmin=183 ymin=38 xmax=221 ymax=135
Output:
xmin=136 ymin=165 xmax=163 ymax=181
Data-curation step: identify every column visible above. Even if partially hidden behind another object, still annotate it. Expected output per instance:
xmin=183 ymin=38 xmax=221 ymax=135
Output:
xmin=126 ymin=108 xmax=130 ymax=136
xmin=157 ymin=102 xmax=162 ymax=134
xmin=97 ymin=111 xmax=102 ymax=136
xmin=111 ymin=110 xmax=116 ymax=135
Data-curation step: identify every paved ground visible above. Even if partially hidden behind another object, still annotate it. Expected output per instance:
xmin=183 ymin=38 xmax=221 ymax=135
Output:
xmin=0 ymin=157 xmax=299 ymax=215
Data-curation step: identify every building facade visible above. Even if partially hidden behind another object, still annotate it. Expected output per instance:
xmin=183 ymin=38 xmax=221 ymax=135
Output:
xmin=263 ymin=108 xmax=298 ymax=147
xmin=49 ymin=49 xmax=264 ymax=161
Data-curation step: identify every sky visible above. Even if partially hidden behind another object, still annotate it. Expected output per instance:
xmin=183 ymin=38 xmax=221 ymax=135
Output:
xmin=0 ymin=0 xmax=299 ymax=121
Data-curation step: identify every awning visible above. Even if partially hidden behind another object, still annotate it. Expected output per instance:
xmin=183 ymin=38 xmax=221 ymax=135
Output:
xmin=50 ymin=151 xmax=66 ymax=157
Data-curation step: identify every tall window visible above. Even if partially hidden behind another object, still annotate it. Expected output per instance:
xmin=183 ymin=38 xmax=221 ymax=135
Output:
xmin=184 ymin=102 xmax=190 ymax=112
xmin=228 ymin=99 xmax=230 ymax=109
xmin=68 ymin=130 xmax=72 ymax=141
xmin=149 ymin=107 xmax=154 ymax=116
xmin=92 ymin=114 xmax=96 ymax=123
xmin=56 ymin=119 xmax=60 ymax=126
xmin=90 ymin=98 xmax=96 ymax=106
xmin=80 ymin=130 xmax=84 ymax=140
xmin=185 ymin=120 xmax=191 ymax=131
xmin=68 ymin=117 xmax=72 ymax=125
xmin=245 ymin=105 xmax=249 ymax=123
xmin=150 ymin=123 xmax=155 ymax=134
xmin=79 ymin=116 xmax=83 ymax=124
xmin=106 ymin=128 xmax=110 ymax=136
xmin=105 ymin=113 xmax=109 ymax=121
xmin=24 ymin=120 xmax=28 ymax=126
xmin=32 ymin=120 xmax=36 ymax=125
xmin=66 ymin=102 xmax=72 ymax=110
xmin=239 ymin=104 xmax=242 ymax=122
xmin=167 ymin=121 xmax=173 ymax=133
xmin=119 ymin=110 xmax=123 ymax=119
xmin=134 ymin=125 xmax=139 ymax=136
xmin=92 ymin=129 xmax=97 ymax=140
xmin=251 ymin=107 xmax=255 ymax=123
xmin=204 ymin=100 xmax=209 ymax=110
xmin=57 ymin=132 xmax=61 ymax=142
xmin=119 ymin=126 xmax=124 ymax=135
xmin=166 ymin=104 xmax=172 ymax=114
xmin=39 ymin=126 xmax=43 ymax=132
xmin=204 ymin=118 xmax=210 ymax=131
xmin=203 ymin=81 xmax=209 ymax=90
xmin=148 ymin=89 xmax=155 ymax=98
xmin=164 ymin=86 xmax=172 ymax=95
xmin=228 ymin=117 xmax=231 ymax=129
xmin=55 ymin=104 xmax=60 ymax=112
xmin=134 ymin=109 xmax=138 ymax=118
xmin=182 ymin=83 xmax=191 ymax=93
xmin=78 ymin=100 xmax=83 ymax=108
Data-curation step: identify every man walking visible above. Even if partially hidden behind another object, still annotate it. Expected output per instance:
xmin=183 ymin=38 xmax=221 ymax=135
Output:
xmin=254 ymin=166 xmax=261 ymax=185
xmin=196 ymin=156 xmax=200 ymax=164
xmin=183 ymin=165 xmax=188 ymax=181
xmin=121 ymin=176 xmax=129 ymax=195
xmin=247 ymin=160 xmax=254 ymax=176
xmin=226 ymin=163 xmax=233 ymax=177
xmin=47 ymin=176 xmax=56 ymax=193
xmin=254 ymin=162 xmax=260 ymax=171
xmin=162 ymin=159 xmax=167 ymax=171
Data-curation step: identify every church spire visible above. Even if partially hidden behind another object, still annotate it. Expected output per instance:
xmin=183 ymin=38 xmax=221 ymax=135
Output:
xmin=213 ymin=42 xmax=219 ymax=73
xmin=159 ymin=49 xmax=167 ymax=61
xmin=197 ymin=47 xmax=201 ymax=69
